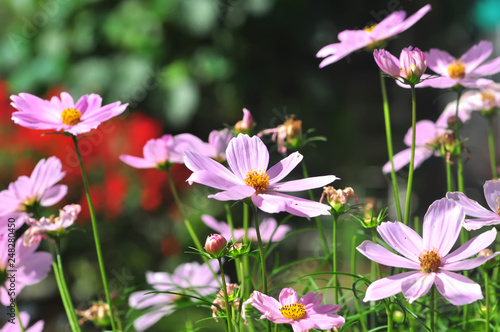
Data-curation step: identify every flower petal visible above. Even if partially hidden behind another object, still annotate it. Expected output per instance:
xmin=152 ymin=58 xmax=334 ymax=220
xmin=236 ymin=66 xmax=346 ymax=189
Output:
xmin=402 ymin=272 xmax=435 ymax=303
xmin=470 ymin=57 xmax=500 ymax=77
xmin=446 ymin=191 xmax=497 ymax=219
xmin=363 ymin=271 xmax=421 ymax=302
xmin=441 ymin=228 xmax=498 ymax=269
xmin=356 ymin=241 xmax=420 ymax=270
xmin=422 ymin=198 xmax=463 ymax=256
xmin=40 ymin=184 xmax=68 ymax=206
xmin=119 ymin=155 xmax=157 ymax=169
xmin=461 ymin=40 xmax=493 ymax=73
xmin=208 ymin=185 xmax=255 ymax=201
xmin=426 ymin=48 xmax=456 ymax=75
xmin=226 ymin=134 xmax=269 ymax=179
xmin=270 ymin=175 xmax=337 ymax=192
xmin=377 ymin=221 xmax=423 ymax=263
xmin=434 ymin=271 xmax=483 ymax=305
xmin=250 ymin=291 xmax=288 ymax=324
xmin=184 ymin=151 xmax=241 ymax=187
xmin=133 ymin=305 xmax=176 ymax=332
xmin=279 ymin=287 xmax=299 ymax=305
xmin=483 ymin=179 xmax=500 ymax=212
xmin=404 ymin=120 xmax=438 ymax=147
xmin=267 ymin=152 xmax=303 ymax=184
xmin=463 ymin=217 xmax=500 ymax=230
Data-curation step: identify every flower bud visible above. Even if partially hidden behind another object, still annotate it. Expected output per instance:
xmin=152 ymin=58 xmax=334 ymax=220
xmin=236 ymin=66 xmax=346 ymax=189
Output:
xmin=400 ymin=46 xmax=427 ymax=83
xmin=205 ymin=234 xmax=227 ymax=257
xmin=321 ymin=186 xmax=358 ymax=213
xmin=235 ymin=108 xmax=254 ymax=134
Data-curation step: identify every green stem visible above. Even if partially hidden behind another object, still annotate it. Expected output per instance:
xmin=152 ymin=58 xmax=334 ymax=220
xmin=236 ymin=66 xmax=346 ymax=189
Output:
xmin=404 ymin=85 xmax=417 ymax=225
xmin=370 ymin=228 xmax=382 ymax=279
xmin=380 ymin=71 xmax=403 ymax=222
xmin=302 ymin=161 xmax=330 ymax=258
xmin=430 ymin=286 xmax=436 ymax=332
xmin=225 ymin=203 xmax=236 ymax=240
xmin=14 ymin=302 xmax=26 ymax=332
xmin=445 ymin=160 xmax=453 ymax=192
xmin=72 ymin=136 xmax=117 ymax=331
xmin=218 ymin=258 xmax=234 ymax=332
xmin=487 ymin=118 xmax=498 ymax=179
xmin=250 ymin=204 xmax=268 ymax=294
xmin=351 ymin=236 xmax=367 ymax=332
xmin=332 ymin=213 xmax=339 ymax=304
xmin=453 ymin=90 xmax=465 ymax=193
xmin=385 ymin=302 xmax=393 ymax=332
xmin=242 ymin=204 xmax=251 ymax=299
xmin=53 ymin=240 xmax=81 ymax=332
xmin=484 ymin=270 xmax=490 ymax=332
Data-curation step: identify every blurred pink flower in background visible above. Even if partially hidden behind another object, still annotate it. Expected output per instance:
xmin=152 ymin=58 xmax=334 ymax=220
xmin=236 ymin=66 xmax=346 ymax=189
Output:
xmin=11 ymin=92 xmax=127 ymax=136
xmin=246 ymin=287 xmax=345 ymax=331
xmin=0 ymin=236 xmax=52 ymax=306
xmin=316 ymin=4 xmax=431 ymax=67
xmin=0 ymin=312 xmax=44 ymax=332
xmin=185 ymin=134 xmax=337 ymax=217
xmin=206 ymin=128 xmax=235 ymax=162
xmin=357 ymin=198 xmax=499 ymax=305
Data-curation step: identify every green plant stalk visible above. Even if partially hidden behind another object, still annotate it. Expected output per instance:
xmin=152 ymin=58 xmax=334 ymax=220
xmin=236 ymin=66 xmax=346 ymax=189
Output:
xmin=430 ymin=286 xmax=436 ymax=332
xmin=484 ymin=270 xmax=490 ymax=332
xmin=404 ymin=85 xmax=417 ymax=226
xmin=487 ymin=118 xmax=498 ymax=179
xmin=242 ymin=203 xmax=251 ymax=299
xmin=385 ymin=301 xmax=393 ymax=332
xmin=370 ymin=228 xmax=382 ymax=279
xmin=453 ymin=90 xmax=465 ymax=193
xmin=332 ymin=213 xmax=339 ymax=304
xmin=302 ymin=162 xmax=330 ymax=258
xmin=445 ymin=160 xmax=453 ymax=192
xmin=14 ymin=302 xmax=26 ymax=332
xmin=218 ymin=258 xmax=234 ymax=332
xmin=53 ymin=240 xmax=81 ymax=332
xmin=380 ymin=71 xmax=403 ymax=222
xmin=225 ymin=203 xmax=236 ymax=240
xmin=351 ymin=235 xmax=367 ymax=332
xmin=72 ymin=136 xmax=117 ymax=331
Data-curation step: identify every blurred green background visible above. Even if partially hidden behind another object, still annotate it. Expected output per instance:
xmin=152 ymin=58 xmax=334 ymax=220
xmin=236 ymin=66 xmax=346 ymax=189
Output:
xmin=1 ymin=0 xmax=499 ymax=330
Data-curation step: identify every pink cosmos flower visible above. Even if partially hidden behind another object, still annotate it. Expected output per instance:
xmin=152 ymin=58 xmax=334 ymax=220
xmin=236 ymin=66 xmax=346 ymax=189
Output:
xmin=1 ymin=235 xmax=52 ymax=306
xmin=357 ymin=198 xmax=500 ymax=305
xmin=460 ymin=85 xmax=500 ymax=114
xmin=24 ymin=204 xmax=81 ymax=247
xmin=374 ymin=47 xmax=427 ymax=84
xmin=129 ymin=261 xmax=223 ymax=331
xmin=11 ymin=92 xmax=127 ymax=136
xmin=316 ymin=4 xmax=431 ymax=67
xmin=447 ymin=180 xmax=500 ymax=230
xmin=0 ymin=312 xmax=44 ymax=332
xmin=0 ymin=157 xmax=67 ymax=233
xmin=417 ymin=41 xmax=500 ymax=89
xmin=246 ymin=287 xmax=345 ymax=331
xmin=382 ymin=100 xmax=471 ymax=173
xmin=201 ymin=214 xmax=291 ymax=243
xmin=184 ymin=134 xmax=337 ymax=217
xmin=120 ymin=133 xmax=210 ymax=169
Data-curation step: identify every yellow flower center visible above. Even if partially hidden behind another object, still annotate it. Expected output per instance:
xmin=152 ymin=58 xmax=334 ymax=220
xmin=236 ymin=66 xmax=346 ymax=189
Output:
xmin=244 ymin=170 xmax=269 ymax=194
xmin=419 ymin=248 xmax=441 ymax=273
xmin=447 ymin=59 xmax=466 ymax=80
xmin=364 ymin=24 xmax=377 ymax=32
xmin=280 ymin=303 xmax=306 ymax=321
xmin=61 ymin=108 xmax=82 ymax=126
xmin=496 ymin=198 xmax=500 ymax=217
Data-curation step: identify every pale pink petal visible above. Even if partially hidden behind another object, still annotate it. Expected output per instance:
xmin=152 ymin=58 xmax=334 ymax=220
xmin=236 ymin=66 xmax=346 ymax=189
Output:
xmin=463 ymin=217 xmax=500 ymax=230
xmin=184 ymin=151 xmax=241 ymax=187
xmin=226 ymin=134 xmax=269 ymax=179
xmin=270 ymin=175 xmax=337 ymax=192
xmin=298 ymin=291 xmax=322 ymax=307
xmin=461 ymin=40 xmax=493 ymax=73
xmin=279 ymin=287 xmax=300 ymax=306
xmin=377 ymin=221 xmax=423 ymax=262
xmin=129 ymin=291 xmax=174 ymax=309
xmin=187 ymin=170 xmax=242 ymax=191
xmin=470 ymin=57 xmax=500 ymax=77
xmin=308 ymin=311 xmax=345 ymax=329
xmin=259 ymin=218 xmax=291 ymax=242
xmin=251 ymin=193 xmax=289 ymax=214
xmin=59 ymin=92 xmax=76 ymax=109
xmin=201 ymin=215 xmax=231 ymax=239
xmin=272 ymin=192 xmax=332 ymax=217
xmin=374 ymin=49 xmax=401 ymax=77
xmin=75 ymin=93 xmax=102 ymax=115
xmin=417 ymin=76 xmax=458 ymax=88
xmin=441 ymin=228 xmax=498 ymax=268
xmin=446 ymin=191 xmax=498 ymax=219
xmin=483 ymin=179 xmax=500 ymax=212
xmin=404 ymin=120 xmax=438 ymax=147
xmin=402 ymin=272 xmax=435 ymax=303
xmin=383 ymin=147 xmax=433 ymax=174
xmin=26 ymin=320 xmax=44 ymax=332
xmin=434 ymin=271 xmax=483 ymax=305
xmin=40 ymin=184 xmax=67 ymax=207
xmin=209 ymin=185 xmax=255 ymax=201
xmin=426 ymin=49 xmax=455 ymax=75
xmin=119 ymin=155 xmax=157 ymax=168
xmin=356 ymin=241 xmax=421 ymax=270
xmin=267 ymin=152 xmax=303 ymax=184
xmin=385 ymin=4 xmax=431 ymax=36
xmin=422 ymin=198 xmax=463 ymax=255
xmin=250 ymin=291 xmax=288 ymax=324
xmin=363 ymin=271 xmax=422 ymax=302
xmin=371 ymin=11 xmax=406 ymax=38
xmin=459 ymin=78 xmax=495 ymax=88
xmin=133 ymin=305 xmax=176 ymax=332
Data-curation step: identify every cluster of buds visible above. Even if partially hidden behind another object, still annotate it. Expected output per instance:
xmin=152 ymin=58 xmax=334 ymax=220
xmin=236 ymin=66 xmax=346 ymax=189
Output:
xmin=374 ymin=46 xmax=427 ymax=85
xmin=211 ymin=283 xmax=240 ymax=322
xmin=23 ymin=204 xmax=81 ymax=246
xmin=358 ymin=198 xmax=386 ymax=228
xmin=320 ymin=186 xmax=358 ymax=214
xmin=75 ymin=301 xmax=111 ymax=327
xmin=259 ymin=115 xmax=303 ymax=155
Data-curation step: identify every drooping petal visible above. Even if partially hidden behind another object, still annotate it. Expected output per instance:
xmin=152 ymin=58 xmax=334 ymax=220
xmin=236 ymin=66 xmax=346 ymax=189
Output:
xmin=226 ymin=134 xmax=269 ymax=179
xmin=357 ymin=241 xmax=421 ymax=270
xmin=460 ymin=40 xmax=493 ymax=73
xmin=441 ymin=228 xmax=498 ymax=270
xmin=363 ymin=271 xmax=422 ymax=302
xmin=269 ymin=175 xmax=337 ymax=192
xmin=267 ymin=152 xmax=303 ymax=184
xmin=422 ymin=198 xmax=463 ymax=256
xmin=377 ymin=221 xmax=423 ymax=263
xmin=402 ymin=272 xmax=435 ymax=303
xmin=446 ymin=191 xmax=498 ymax=219
xmin=463 ymin=217 xmax=500 ymax=230
xmin=434 ymin=271 xmax=483 ymax=305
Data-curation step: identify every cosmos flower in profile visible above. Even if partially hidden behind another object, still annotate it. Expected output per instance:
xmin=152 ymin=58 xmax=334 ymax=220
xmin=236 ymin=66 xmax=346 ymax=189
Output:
xmin=11 ymin=92 xmax=127 ymax=136
xmin=184 ymin=134 xmax=337 ymax=217
xmin=316 ymin=4 xmax=431 ymax=67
